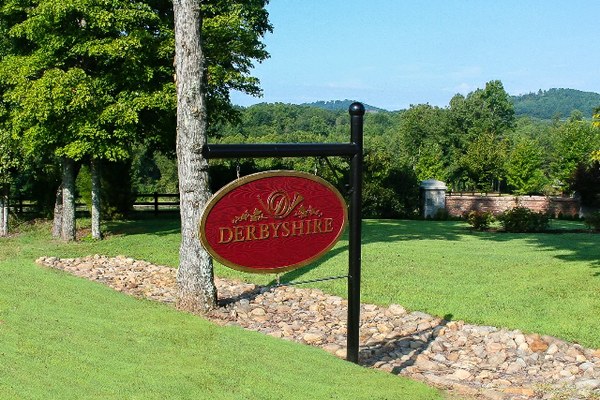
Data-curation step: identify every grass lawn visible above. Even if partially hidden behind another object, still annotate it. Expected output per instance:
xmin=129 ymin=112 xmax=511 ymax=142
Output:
xmin=60 ymin=215 xmax=600 ymax=349
xmin=0 ymin=219 xmax=443 ymax=399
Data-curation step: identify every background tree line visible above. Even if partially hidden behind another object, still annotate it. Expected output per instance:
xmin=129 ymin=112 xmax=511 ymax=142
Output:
xmin=4 ymin=79 xmax=600 ymax=221
xmin=0 ymin=1 xmax=598 ymax=225
xmin=133 ymin=80 xmax=600 ymax=217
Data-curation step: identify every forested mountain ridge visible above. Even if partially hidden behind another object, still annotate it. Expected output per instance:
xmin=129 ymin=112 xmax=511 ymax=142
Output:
xmin=303 ymin=88 xmax=600 ymax=120
xmin=303 ymin=99 xmax=387 ymax=113
xmin=511 ymin=88 xmax=600 ymax=119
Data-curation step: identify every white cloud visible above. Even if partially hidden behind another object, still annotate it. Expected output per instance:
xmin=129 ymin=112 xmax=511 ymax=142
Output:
xmin=443 ymin=82 xmax=477 ymax=95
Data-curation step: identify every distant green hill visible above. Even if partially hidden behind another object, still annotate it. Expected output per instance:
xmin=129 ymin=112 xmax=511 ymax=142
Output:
xmin=303 ymin=99 xmax=387 ymax=113
xmin=511 ymin=88 xmax=600 ymax=119
xmin=303 ymin=89 xmax=600 ymax=119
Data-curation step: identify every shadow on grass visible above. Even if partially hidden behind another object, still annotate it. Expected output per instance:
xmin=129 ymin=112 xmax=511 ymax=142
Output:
xmin=363 ymin=219 xmax=466 ymax=243
xmin=267 ymin=245 xmax=348 ymax=287
xmin=103 ymin=215 xmax=181 ymax=237
xmin=274 ymin=218 xmax=600 ymax=284
xmin=472 ymin=223 xmax=600 ymax=276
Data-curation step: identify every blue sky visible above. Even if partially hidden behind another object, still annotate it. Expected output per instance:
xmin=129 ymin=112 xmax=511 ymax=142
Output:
xmin=230 ymin=1 xmax=600 ymax=111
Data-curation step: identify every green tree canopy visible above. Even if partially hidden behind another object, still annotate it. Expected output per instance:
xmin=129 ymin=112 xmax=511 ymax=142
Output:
xmin=0 ymin=0 xmax=177 ymax=240
xmin=549 ymin=120 xmax=600 ymax=193
xmin=448 ymin=80 xmax=515 ymax=141
xmin=202 ymin=0 xmax=272 ymax=127
xmin=414 ymin=140 xmax=446 ymax=182
xmin=504 ymin=137 xmax=549 ymax=194
xmin=0 ymin=0 xmax=176 ymax=163
xmin=458 ymin=132 xmax=507 ymax=192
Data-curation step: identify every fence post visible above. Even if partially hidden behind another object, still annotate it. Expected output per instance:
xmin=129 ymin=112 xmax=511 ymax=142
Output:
xmin=153 ymin=192 xmax=159 ymax=216
xmin=0 ymin=194 xmax=7 ymax=236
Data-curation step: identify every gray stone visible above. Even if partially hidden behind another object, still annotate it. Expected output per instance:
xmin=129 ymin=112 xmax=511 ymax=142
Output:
xmin=386 ymin=304 xmax=406 ymax=316
xmin=574 ymin=379 xmax=600 ymax=390
xmin=452 ymin=369 xmax=472 ymax=380
xmin=546 ymin=343 xmax=559 ymax=355
xmin=506 ymin=362 xmax=523 ymax=374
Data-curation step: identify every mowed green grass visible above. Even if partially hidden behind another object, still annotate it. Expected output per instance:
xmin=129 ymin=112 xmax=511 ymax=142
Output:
xmin=0 ymin=219 xmax=442 ymax=399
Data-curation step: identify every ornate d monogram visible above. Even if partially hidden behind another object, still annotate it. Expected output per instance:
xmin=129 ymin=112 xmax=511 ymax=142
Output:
xmin=258 ymin=190 xmax=303 ymax=219
xmin=232 ymin=190 xmax=322 ymax=223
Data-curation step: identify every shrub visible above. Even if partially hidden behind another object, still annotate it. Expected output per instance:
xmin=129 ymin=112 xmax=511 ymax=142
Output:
xmin=465 ymin=210 xmax=494 ymax=231
xmin=497 ymin=206 xmax=549 ymax=233
xmin=584 ymin=211 xmax=600 ymax=231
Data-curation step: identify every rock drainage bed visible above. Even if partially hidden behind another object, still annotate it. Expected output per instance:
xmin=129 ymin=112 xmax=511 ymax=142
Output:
xmin=36 ymin=255 xmax=600 ymax=400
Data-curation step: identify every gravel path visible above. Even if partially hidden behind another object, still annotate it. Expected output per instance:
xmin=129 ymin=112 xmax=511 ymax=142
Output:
xmin=36 ymin=255 xmax=600 ymax=400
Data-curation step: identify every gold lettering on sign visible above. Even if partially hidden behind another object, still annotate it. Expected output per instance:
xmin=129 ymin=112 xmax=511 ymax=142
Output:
xmin=294 ymin=205 xmax=323 ymax=219
xmin=233 ymin=226 xmax=244 ymax=242
xmin=291 ymin=220 xmax=304 ymax=236
xmin=219 ymin=227 xmax=233 ymax=243
xmin=217 ymin=218 xmax=335 ymax=244
xmin=270 ymin=222 xmax=281 ymax=238
xmin=231 ymin=189 xmax=325 ymax=224
xmin=216 ymin=188 xmax=337 ymax=245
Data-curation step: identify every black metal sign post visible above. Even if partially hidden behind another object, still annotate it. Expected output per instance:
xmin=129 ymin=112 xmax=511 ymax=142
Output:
xmin=346 ymin=102 xmax=364 ymax=363
xmin=202 ymin=102 xmax=365 ymax=363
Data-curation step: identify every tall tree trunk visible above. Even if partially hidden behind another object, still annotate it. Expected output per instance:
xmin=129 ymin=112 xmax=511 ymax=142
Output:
xmin=0 ymin=186 xmax=7 ymax=237
xmin=90 ymin=158 xmax=102 ymax=240
xmin=173 ymin=0 xmax=217 ymax=313
xmin=61 ymin=158 xmax=77 ymax=241
xmin=52 ymin=184 xmax=63 ymax=239
xmin=0 ymin=196 xmax=4 ymax=237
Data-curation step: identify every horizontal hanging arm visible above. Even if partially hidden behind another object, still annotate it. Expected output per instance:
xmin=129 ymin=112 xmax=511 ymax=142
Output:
xmin=202 ymin=143 xmax=359 ymax=159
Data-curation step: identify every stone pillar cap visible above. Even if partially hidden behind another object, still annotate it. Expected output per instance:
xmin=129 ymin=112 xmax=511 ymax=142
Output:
xmin=419 ymin=179 xmax=447 ymax=190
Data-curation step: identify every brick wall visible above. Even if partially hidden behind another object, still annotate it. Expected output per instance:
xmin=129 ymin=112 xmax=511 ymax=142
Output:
xmin=445 ymin=195 xmax=580 ymax=218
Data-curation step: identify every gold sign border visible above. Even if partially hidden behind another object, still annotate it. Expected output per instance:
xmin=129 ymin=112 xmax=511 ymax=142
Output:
xmin=199 ymin=170 xmax=349 ymax=274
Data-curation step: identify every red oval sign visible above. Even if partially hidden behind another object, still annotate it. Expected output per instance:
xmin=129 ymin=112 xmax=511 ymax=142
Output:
xmin=199 ymin=170 xmax=348 ymax=273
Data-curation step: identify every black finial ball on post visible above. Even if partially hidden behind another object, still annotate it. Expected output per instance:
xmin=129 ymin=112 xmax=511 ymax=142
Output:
xmin=349 ymin=102 xmax=365 ymax=116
